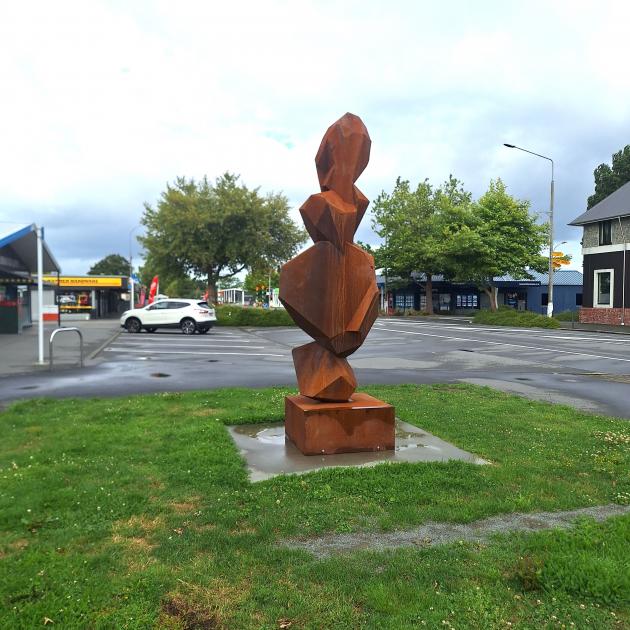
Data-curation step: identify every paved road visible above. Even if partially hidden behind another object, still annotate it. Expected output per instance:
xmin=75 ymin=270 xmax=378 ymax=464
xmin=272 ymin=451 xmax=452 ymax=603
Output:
xmin=1 ymin=319 xmax=629 ymax=418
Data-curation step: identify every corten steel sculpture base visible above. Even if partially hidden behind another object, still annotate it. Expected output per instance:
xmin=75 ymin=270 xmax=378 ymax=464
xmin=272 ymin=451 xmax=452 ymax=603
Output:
xmin=279 ymin=113 xmax=395 ymax=455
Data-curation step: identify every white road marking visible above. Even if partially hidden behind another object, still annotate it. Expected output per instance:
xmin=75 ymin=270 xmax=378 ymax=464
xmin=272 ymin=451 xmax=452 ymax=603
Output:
xmin=376 ymin=326 xmax=630 ymax=363
xmin=109 ymin=343 xmax=265 ymax=349
xmin=378 ymin=320 xmax=630 ymax=344
xmin=104 ymin=348 xmax=285 ymax=357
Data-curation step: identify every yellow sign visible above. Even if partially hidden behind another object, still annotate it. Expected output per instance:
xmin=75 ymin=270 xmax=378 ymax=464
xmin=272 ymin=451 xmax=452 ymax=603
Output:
xmin=42 ymin=276 xmax=123 ymax=288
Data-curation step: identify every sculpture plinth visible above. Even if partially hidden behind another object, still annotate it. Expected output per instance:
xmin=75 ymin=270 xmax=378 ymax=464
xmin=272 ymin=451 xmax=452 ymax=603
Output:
xmin=279 ymin=113 xmax=395 ymax=455
xmin=285 ymin=394 xmax=395 ymax=455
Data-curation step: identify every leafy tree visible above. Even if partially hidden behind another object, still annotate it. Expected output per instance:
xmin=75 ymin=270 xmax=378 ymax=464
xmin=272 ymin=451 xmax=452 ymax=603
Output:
xmin=454 ymin=180 xmax=548 ymax=310
xmin=587 ymin=145 xmax=630 ymax=209
xmin=140 ymin=173 xmax=306 ymax=303
xmin=244 ymin=267 xmax=280 ymax=304
xmin=87 ymin=254 xmax=130 ymax=276
xmin=371 ymin=175 xmax=473 ymax=314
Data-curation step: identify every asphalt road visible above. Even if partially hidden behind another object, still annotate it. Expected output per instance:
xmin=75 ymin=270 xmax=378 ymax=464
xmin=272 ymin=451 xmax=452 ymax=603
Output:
xmin=1 ymin=318 xmax=630 ymax=418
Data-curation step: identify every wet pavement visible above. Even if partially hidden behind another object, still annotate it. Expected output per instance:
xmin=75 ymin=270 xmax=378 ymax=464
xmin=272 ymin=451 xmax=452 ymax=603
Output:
xmin=0 ymin=318 xmax=629 ymax=419
xmin=228 ymin=419 xmax=488 ymax=482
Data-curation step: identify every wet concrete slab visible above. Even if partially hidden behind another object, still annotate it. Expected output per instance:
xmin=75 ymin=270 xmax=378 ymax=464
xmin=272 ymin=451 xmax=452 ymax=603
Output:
xmin=228 ymin=419 xmax=488 ymax=482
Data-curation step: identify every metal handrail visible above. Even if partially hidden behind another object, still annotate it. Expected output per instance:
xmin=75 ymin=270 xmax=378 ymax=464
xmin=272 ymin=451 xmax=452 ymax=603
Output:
xmin=49 ymin=327 xmax=84 ymax=370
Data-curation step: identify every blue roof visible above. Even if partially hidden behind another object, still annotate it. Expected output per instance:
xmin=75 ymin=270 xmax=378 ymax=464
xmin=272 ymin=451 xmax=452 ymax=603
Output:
xmin=0 ymin=223 xmax=60 ymax=273
xmin=495 ymin=270 xmax=583 ymax=286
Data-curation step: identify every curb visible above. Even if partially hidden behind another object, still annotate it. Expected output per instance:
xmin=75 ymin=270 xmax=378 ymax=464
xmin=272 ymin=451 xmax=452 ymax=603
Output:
xmin=87 ymin=329 xmax=122 ymax=361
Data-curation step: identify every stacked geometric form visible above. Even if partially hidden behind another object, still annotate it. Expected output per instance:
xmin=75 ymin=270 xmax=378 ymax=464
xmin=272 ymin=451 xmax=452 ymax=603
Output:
xmin=279 ymin=113 xmax=394 ymax=455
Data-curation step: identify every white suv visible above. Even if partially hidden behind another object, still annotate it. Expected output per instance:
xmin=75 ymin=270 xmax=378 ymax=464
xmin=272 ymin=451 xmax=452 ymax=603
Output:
xmin=120 ymin=299 xmax=217 ymax=335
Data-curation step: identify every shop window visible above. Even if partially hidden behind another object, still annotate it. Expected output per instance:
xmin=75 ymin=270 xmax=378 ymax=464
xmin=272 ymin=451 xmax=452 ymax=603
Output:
xmin=455 ymin=294 xmax=478 ymax=308
xmin=599 ymin=220 xmax=612 ymax=246
xmin=594 ymin=269 xmax=613 ymax=307
xmin=394 ymin=293 xmax=414 ymax=309
xmin=576 ymin=293 xmax=583 ymax=306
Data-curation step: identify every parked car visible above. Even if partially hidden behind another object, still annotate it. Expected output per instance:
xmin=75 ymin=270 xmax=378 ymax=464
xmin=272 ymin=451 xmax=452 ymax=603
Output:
xmin=120 ymin=299 xmax=216 ymax=334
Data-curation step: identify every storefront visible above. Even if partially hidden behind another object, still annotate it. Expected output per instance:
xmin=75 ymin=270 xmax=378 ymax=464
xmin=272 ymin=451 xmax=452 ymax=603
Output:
xmin=0 ymin=224 xmax=60 ymax=334
xmin=37 ymin=275 xmax=130 ymax=320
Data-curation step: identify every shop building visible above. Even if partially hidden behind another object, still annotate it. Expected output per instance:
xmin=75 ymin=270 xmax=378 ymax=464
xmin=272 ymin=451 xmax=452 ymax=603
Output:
xmin=378 ymin=270 xmax=582 ymax=315
xmin=32 ymin=275 xmax=130 ymax=322
xmin=0 ymin=224 xmax=60 ymax=334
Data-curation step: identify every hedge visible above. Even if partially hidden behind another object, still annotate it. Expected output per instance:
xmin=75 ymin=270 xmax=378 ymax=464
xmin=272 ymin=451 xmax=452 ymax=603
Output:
xmin=473 ymin=306 xmax=560 ymax=329
xmin=215 ymin=305 xmax=295 ymax=327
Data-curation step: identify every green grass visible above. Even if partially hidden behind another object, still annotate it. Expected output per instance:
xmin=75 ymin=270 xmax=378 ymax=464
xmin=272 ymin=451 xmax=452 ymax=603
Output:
xmin=553 ymin=310 xmax=578 ymax=322
xmin=216 ymin=304 xmax=295 ymax=326
xmin=1 ymin=384 xmax=629 ymax=628
xmin=474 ymin=307 xmax=561 ymax=328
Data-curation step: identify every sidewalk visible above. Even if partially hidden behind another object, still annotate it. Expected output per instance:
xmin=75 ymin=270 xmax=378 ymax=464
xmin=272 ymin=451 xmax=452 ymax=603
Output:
xmin=0 ymin=319 xmax=121 ymax=376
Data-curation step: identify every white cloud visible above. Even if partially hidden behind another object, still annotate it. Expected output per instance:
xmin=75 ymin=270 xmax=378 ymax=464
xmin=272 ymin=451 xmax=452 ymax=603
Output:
xmin=0 ymin=0 xmax=629 ymax=273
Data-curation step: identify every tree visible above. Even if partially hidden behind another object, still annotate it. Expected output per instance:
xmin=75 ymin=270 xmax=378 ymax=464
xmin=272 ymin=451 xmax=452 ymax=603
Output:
xmin=244 ymin=267 xmax=280 ymax=304
xmin=140 ymin=173 xmax=306 ymax=303
xmin=587 ymin=145 xmax=630 ymax=209
xmin=87 ymin=254 xmax=130 ymax=276
xmin=371 ymin=175 xmax=473 ymax=314
xmin=454 ymin=180 xmax=548 ymax=310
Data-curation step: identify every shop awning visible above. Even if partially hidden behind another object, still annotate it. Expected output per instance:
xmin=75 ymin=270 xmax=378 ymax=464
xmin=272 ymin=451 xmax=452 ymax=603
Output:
xmin=0 ymin=224 xmax=61 ymax=274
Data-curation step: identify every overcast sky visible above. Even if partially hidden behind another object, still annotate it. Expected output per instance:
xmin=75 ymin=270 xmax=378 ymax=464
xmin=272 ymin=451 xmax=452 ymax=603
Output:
xmin=2 ymin=0 xmax=629 ymax=275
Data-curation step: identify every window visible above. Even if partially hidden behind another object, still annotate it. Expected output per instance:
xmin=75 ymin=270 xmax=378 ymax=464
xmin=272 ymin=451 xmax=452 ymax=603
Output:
xmin=541 ymin=293 xmax=548 ymax=306
xmin=395 ymin=293 xmax=414 ymax=309
xmin=455 ymin=294 xmax=478 ymax=308
xmin=593 ymin=269 xmax=614 ymax=307
xmin=576 ymin=293 xmax=583 ymax=306
xmin=167 ymin=301 xmax=189 ymax=309
xmin=148 ymin=301 xmax=169 ymax=310
xmin=599 ymin=220 xmax=612 ymax=246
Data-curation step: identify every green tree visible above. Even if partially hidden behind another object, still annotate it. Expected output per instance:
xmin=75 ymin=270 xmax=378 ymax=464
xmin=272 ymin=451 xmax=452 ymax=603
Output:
xmin=587 ymin=145 xmax=630 ymax=209
xmin=455 ymin=180 xmax=548 ymax=310
xmin=371 ymin=175 xmax=473 ymax=314
xmin=244 ymin=267 xmax=280 ymax=304
xmin=140 ymin=173 xmax=306 ymax=303
xmin=87 ymin=254 xmax=130 ymax=276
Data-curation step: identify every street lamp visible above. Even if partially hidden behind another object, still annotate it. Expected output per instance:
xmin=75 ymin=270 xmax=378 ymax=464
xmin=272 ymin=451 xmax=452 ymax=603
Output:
xmin=504 ymin=143 xmax=555 ymax=317
xmin=128 ymin=224 xmax=141 ymax=308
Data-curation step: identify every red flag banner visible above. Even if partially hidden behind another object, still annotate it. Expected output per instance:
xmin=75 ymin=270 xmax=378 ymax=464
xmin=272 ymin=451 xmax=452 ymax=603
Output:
xmin=148 ymin=276 xmax=159 ymax=304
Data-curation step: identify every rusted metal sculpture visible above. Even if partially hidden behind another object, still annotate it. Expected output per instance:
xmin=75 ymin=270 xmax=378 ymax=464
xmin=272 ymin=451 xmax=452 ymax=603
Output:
xmin=280 ymin=113 xmax=394 ymax=455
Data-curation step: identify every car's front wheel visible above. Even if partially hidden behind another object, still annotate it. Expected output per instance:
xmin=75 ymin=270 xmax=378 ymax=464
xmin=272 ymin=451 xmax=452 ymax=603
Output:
xmin=126 ymin=318 xmax=141 ymax=333
xmin=180 ymin=318 xmax=197 ymax=335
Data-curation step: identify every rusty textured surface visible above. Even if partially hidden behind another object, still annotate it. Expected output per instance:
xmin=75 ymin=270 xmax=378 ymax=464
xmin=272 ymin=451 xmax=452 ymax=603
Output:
xmin=279 ymin=113 xmax=380 ymax=398
xmin=279 ymin=113 xmax=395 ymax=455
xmin=284 ymin=393 xmax=395 ymax=455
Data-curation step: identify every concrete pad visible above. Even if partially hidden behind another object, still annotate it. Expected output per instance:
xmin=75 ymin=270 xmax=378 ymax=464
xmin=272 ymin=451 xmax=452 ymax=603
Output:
xmin=228 ymin=419 xmax=488 ymax=482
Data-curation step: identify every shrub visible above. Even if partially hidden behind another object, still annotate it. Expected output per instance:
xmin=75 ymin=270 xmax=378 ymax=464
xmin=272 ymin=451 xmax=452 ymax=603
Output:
xmin=553 ymin=310 xmax=576 ymax=321
xmin=215 ymin=305 xmax=295 ymax=327
xmin=473 ymin=307 xmax=560 ymax=329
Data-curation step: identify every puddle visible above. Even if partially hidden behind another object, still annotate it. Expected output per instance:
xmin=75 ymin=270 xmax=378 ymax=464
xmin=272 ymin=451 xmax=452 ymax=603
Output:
xmin=229 ymin=419 xmax=488 ymax=481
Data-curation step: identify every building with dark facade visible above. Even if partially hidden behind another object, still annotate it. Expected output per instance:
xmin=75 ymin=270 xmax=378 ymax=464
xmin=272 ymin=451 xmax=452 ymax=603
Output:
xmin=378 ymin=270 xmax=582 ymax=316
xmin=569 ymin=181 xmax=630 ymax=325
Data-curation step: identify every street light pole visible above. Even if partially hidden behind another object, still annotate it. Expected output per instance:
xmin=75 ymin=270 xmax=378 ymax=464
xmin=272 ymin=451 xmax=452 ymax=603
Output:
xmin=128 ymin=225 xmax=140 ymax=308
xmin=504 ymin=143 xmax=555 ymax=317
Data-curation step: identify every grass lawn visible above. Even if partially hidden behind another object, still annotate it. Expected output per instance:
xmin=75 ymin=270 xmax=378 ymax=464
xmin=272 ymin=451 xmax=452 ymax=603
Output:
xmin=1 ymin=384 xmax=629 ymax=629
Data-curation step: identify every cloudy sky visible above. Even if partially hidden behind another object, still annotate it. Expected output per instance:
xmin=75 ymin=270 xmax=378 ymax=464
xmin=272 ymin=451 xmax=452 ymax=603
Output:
xmin=2 ymin=0 xmax=629 ymax=275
